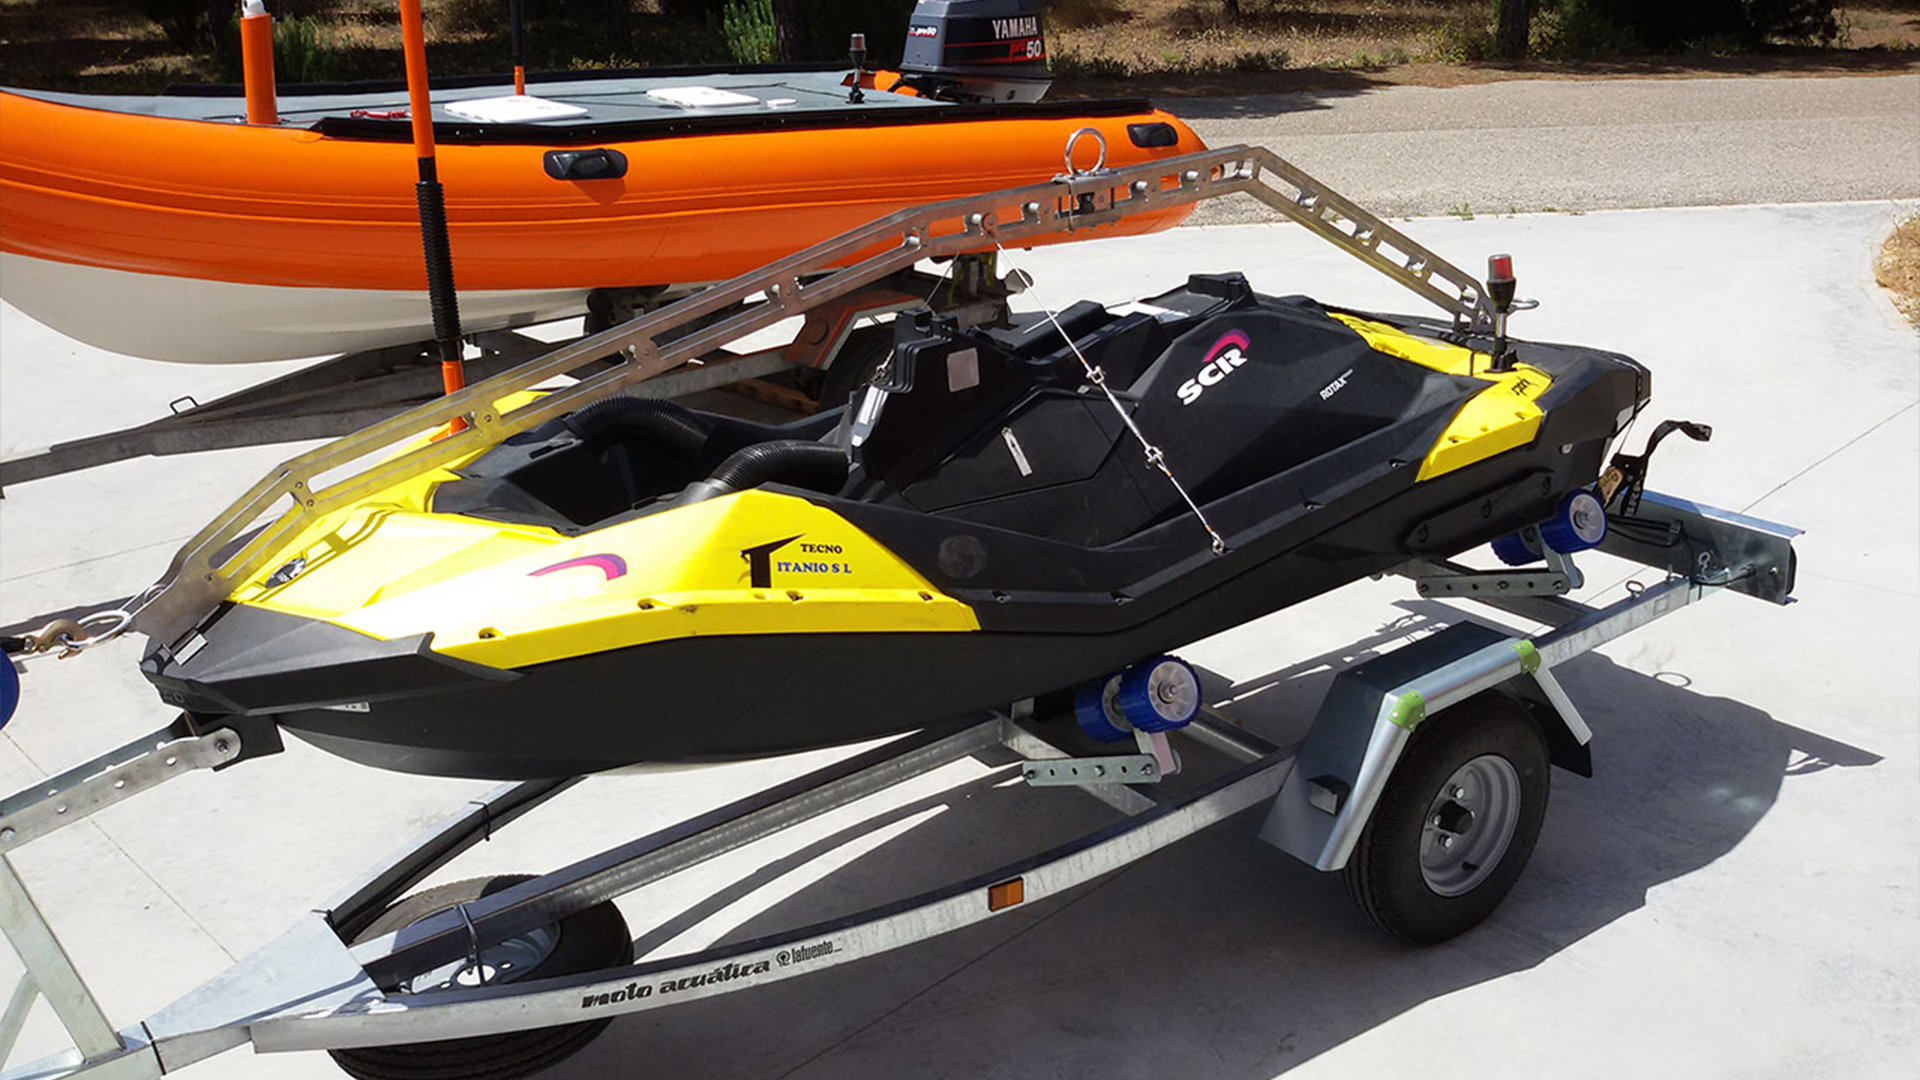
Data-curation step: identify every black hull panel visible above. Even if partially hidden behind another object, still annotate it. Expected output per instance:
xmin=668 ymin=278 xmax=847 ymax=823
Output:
xmin=141 ymin=302 xmax=1648 ymax=780
xmin=263 ymin=446 xmax=1584 ymax=779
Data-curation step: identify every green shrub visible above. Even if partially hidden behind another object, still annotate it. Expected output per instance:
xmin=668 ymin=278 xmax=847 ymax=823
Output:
xmin=1529 ymin=1 xmax=1645 ymax=57
xmin=219 ymin=13 xmax=345 ymax=85
xmin=721 ymin=0 xmax=777 ymax=63
xmin=1231 ymin=48 xmax=1289 ymax=72
xmin=1427 ymin=18 xmax=1497 ymax=63
xmin=1535 ymin=0 xmax=1837 ymax=54
xmin=276 ymin=13 xmax=345 ymax=83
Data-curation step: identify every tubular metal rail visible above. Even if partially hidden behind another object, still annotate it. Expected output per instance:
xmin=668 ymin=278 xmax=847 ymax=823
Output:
xmin=127 ymin=143 xmax=1495 ymax=646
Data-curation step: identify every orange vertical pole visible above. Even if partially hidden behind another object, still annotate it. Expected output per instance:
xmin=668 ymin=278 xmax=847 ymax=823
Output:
xmin=398 ymin=0 xmax=436 ymax=162
xmin=398 ymin=0 xmax=468 ymax=429
xmin=239 ymin=0 xmax=278 ymax=125
xmin=510 ymin=0 xmax=527 ymax=94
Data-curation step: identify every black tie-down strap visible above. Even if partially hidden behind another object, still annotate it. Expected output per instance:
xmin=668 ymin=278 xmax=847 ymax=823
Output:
xmin=1605 ymin=419 xmax=1713 ymax=518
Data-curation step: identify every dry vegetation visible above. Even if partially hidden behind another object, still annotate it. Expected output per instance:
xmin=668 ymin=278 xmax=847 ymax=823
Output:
xmin=1046 ymin=0 xmax=1920 ymax=79
xmin=1047 ymin=0 xmax=1472 ymax=75
xmin=0 ymin=0 xmax=720 ymax=91
xmin=0 ymin=0 xmax=1915 ymax=93
xmin=1875 ymin=211 xmax=1920 ymax=327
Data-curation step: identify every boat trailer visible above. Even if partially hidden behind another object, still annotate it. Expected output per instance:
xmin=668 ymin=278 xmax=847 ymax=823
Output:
xmin=0 ymin=516 xmax=1798 ymax=1079
xmin=0 ymin=144 xmax=1801 ymax=1077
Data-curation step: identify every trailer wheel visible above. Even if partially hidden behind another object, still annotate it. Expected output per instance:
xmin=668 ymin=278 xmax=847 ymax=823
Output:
xmin=329 ymin=875 xmax=632 ymax=1080
xmin=1344 ymin=693 xmax=1549 ymax=944
xmin=819 ymin=324 xmax=897 ymax=409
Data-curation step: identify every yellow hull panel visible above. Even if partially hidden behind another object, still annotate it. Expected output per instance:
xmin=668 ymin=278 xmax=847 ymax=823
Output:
xmin=238 ymin=488 xmax=978 ymax=671
xmin=1332 ymin=313 xmax=1554 ymax=482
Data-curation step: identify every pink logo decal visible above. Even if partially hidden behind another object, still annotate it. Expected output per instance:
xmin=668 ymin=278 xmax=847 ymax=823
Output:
xmin=529 ymin=554 xmax=628 ymax=581
xmin=1201 ymin=329 xmax=1251 ymax=366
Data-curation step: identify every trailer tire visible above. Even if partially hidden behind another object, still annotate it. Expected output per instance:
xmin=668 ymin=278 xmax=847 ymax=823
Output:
xmin=819 ymin=324 xmax=896 ymax=409
xmin=328 ymin=875 xmax=632 ymax=1080
xmin=1344 ymin=693 xmax=1549 ymax=944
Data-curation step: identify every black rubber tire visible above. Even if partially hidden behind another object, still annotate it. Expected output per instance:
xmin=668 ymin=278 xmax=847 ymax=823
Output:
xmin=1344 ymin=693 xmax=1550 ymax=944
xmin=818 ymin=323 xmax=896 ymax=409
xmin=328 ymin=875 xmax=633 ymax=1080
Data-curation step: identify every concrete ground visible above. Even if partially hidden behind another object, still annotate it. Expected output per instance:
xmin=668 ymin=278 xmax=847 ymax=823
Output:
xmin=1 ymin=198 xmax=1916 ymax=1080
xmin=1180 ymin=73 xmax=1920 ymax=222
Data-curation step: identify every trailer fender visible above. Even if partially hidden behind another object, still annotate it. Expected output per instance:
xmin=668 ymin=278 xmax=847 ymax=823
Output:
xmin=1258 ymin=622 xmax=1591 ymax=872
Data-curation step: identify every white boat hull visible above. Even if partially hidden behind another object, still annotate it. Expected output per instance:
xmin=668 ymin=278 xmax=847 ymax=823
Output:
xmin=0 ymin=253 xmax=591 ymax=364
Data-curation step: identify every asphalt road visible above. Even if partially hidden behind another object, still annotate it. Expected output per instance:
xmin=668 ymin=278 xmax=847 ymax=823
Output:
xmin=1177 ymin=72 xmax=1920 ymax=223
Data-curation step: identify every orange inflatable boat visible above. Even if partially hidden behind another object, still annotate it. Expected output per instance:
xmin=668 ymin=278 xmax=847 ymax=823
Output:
xmin=0 ymin=65 xmax=1202 ymax=364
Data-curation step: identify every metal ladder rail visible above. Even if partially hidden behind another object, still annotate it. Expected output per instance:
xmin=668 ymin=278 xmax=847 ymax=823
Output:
xmin=130 ymin=143 xmax=1492 ymax=645
xmin=1227 ymin=152 xmax=1492 ymax=330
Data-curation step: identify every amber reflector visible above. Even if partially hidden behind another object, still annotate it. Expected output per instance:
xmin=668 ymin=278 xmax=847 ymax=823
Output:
xmin=987 ymin=878 xmax=1025 ymax=911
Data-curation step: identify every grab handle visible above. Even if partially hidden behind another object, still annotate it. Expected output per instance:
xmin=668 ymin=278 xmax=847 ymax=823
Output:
xmin=543 ymin=148 xmax=629 ymax=181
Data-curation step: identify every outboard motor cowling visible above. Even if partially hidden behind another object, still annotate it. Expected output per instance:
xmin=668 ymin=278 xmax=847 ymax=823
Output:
xmin=898 ymin=0 xmax=1050 ymax=103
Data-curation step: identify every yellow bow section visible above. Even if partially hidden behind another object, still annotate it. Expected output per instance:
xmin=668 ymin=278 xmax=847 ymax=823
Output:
xmin=238 ymin=489 xmax=978 ymax=671
xmin=1332 ymin=313 xmax=1554 ymax=482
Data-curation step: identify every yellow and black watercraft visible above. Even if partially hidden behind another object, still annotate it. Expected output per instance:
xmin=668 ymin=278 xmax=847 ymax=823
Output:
xmin=140 ymin=271 xmax=1647 ymax=779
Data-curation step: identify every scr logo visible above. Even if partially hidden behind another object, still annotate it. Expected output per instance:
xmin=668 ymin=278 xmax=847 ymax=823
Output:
xmin=1177 ymin=330 xmax=1251 ymax=406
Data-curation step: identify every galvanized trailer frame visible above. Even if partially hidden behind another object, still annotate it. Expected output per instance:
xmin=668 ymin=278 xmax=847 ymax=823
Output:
xmin=0 ymin=140 xmax=1801 ymax=1078
xmin=0 ymin=496 xmax=1797 ymax=1079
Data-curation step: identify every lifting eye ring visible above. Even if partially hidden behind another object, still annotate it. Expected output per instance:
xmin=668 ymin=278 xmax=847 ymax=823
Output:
xmin=1063 ymin=126 xmax=1108 ymax=177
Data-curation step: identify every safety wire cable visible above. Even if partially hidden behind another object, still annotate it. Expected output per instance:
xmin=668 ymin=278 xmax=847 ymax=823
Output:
xmin=992 ymin=241 xmax=1228 ymax=556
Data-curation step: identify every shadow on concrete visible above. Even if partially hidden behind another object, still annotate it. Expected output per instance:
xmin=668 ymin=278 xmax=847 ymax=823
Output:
xmin=1450 ymin=47 xmax=1920 ymax=81
xmin=555 ymin=605 xmax=1879 ymax=1079
xmin=1052 ymin=67 xmax=1394 ymax=116
xmin=1 ymin=596 xmax=139 ymax=642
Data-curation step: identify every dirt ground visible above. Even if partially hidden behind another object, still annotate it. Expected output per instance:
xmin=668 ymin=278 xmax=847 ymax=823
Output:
xmin=1045 ymin=0 xmax=1920 ymax=74
xmin=0 ymin=0 xmax=1915 ymax=93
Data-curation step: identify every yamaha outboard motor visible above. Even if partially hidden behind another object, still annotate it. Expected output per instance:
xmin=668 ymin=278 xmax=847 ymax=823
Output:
xmin=898 ymin=0 xmax=1051 ymax=103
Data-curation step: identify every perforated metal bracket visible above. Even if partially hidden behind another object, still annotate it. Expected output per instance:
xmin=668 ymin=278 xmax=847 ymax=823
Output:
xmin=0 ymin=719 xmax=241 ymax=853
xmin=1414 ymin=569 xmax=1573 ymax=598
xmin=1022 ymin=754 xmax=1161 ymax=787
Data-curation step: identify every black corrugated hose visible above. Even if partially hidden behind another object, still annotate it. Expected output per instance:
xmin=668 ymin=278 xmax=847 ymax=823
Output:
xmin=563 ymin=397 xmax=713 ymax=459
xmin=707 ymin=440 xmax=849 ymax=495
